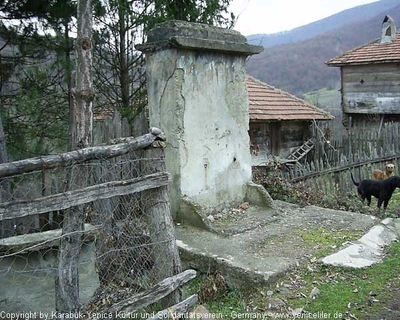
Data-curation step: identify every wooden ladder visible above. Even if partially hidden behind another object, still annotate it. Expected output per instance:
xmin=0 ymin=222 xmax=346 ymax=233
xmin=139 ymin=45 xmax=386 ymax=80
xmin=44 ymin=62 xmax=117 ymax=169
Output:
xmin=287 ymin=139 xmax=315 ymax=162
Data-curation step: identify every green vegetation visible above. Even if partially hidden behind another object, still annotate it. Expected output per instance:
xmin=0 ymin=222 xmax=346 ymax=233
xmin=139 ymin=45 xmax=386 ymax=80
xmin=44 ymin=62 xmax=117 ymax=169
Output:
xmin=1 ymin=0 xmax=235 ymax=159
xmin=298 ymin=227 xmax=363 ymax=259
xmin=185 ymin=242 xmax=400 ymax=319
xmin=303 ymin=87 xmax=341 ymax=112
xmin=253 ymin=169 xmax=400 ymax=217
xmin=292 ymin=242 xmax=400 ymax=317
xmin=183 ymin=173 xmax=400 ymax=318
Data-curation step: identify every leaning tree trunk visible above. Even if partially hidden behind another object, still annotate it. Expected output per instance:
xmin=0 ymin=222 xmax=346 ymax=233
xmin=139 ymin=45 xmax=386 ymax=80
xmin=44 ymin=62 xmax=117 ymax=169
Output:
xmin=55 ymin=0 xmax=93 ymax=315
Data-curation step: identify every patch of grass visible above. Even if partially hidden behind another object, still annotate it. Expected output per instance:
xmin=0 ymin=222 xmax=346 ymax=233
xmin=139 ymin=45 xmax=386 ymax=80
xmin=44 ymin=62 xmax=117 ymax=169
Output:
xmin=184 ymin=274 xmax=249 ymax=317
xmin=184 ymin=242 xmax=400 ymax=319
xmin=298 ymin=227 xmax=363 ymax=258
xmin=297 ymin=242 xmax=400 ymax=317
xmin=303 ymin=87 xmax=341 ymax=111
xmin=182 ymin=173 xmax=400 ymax=318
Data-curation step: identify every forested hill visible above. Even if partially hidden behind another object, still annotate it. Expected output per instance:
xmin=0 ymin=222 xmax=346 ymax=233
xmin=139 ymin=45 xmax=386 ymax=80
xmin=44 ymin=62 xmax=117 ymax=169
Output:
xmin=245 ymin=1 xmax=400 ymax=97
xmin=247 ymin=0 xmax=399 ymax=48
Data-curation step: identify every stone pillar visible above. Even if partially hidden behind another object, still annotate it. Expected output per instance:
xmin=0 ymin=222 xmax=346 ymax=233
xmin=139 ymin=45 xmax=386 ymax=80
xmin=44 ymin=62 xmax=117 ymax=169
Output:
xmin=137 ymin=21 xmax=265 ymax=225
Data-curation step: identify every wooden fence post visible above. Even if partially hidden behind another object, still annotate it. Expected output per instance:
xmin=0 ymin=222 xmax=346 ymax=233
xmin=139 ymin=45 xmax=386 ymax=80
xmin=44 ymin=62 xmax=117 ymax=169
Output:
xmin=0 ymin=118 xmax=12 ymax=238
xmin=55 ymin=0 xmax=93 ymax=314
xmin=143 ymin=138 xmax=182 ymax=307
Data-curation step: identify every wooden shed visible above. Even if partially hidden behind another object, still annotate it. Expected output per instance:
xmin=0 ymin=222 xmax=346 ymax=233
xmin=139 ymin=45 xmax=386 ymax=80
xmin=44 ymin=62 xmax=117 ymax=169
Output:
xmin=247 ymin=76 xmax=333 ymax=164
xmin=326 ymin=15 xmax=400 ymax=129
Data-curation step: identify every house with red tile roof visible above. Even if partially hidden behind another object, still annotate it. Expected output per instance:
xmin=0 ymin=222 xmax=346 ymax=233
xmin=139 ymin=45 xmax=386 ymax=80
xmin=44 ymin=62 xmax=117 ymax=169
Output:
xmin=246 ymin=76 xmax=333 ymax=163
xmin=326 ymin=15 xmax=400 ymax=129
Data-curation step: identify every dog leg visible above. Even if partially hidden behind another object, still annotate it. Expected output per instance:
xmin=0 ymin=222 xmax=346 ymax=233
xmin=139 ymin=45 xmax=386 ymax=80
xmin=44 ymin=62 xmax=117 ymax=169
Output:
xmin=366 ymin=195 xmax=372 ymax=206
xmin=383 ymin=199 xmax=390 ymax=210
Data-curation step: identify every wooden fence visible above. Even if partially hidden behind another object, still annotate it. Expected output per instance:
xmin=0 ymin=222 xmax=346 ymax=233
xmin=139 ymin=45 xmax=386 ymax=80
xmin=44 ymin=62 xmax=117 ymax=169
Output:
xmin=0 ymin=128 xmax=196 ymax=314
xmin=284 ymin=122 xmax=400 ymax=195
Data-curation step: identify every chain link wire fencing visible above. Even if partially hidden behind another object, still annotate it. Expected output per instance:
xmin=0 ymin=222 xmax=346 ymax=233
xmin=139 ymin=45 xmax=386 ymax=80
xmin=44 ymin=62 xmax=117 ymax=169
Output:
xmin=0 ymin=138 xmax=177 ymax=314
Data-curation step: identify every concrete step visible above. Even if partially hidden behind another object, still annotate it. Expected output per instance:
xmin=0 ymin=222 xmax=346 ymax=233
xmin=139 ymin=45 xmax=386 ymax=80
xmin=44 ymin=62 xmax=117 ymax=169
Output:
xmin=176 ymin=201 xmax=379 ymax=289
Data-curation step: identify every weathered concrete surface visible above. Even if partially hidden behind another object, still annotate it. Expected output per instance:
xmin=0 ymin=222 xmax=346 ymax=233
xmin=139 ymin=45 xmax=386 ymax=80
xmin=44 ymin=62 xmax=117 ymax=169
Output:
xmin=138 ymin=21 xmax=265 ymax=221
xmin=0 ymin=225 xmax=99 ymax=312
xmin=176 ymin=201 xmax=378 ymax=289
xmin=321 ymin=217 xmax=400 ymax=268
xmin=178 ymin=183 xmax=275 ymax=231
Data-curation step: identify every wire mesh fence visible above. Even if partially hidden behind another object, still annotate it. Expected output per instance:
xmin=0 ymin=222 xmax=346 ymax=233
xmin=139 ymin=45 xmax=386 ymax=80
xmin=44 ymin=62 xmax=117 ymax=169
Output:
xmin=0 ymin=135 xmax=179 ymax=314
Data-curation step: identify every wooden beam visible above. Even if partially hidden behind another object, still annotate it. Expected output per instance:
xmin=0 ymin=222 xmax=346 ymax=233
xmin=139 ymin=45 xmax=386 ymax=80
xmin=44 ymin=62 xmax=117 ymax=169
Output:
xmin=149 ymin=294 xmax=198 ymax=319
xmin=0 ymin=129 xmax=164 ymax=179
xmin=100 ymin=269 xmax=197 ymax=314
xmin=0 ymin=172 xmax=169 ymax=220
xmin=144 ymin=147 xmax=183 ymax=307
xmin=291 ymin=154 xmax=400 ymax=182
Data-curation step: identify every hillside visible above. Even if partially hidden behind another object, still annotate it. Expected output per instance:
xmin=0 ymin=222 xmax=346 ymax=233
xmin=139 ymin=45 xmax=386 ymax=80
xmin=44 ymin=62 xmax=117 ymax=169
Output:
xmin=246 ymin=1 xmax=400 ymax=97
xmin=247 ymin=0 xmax=399 ymax=48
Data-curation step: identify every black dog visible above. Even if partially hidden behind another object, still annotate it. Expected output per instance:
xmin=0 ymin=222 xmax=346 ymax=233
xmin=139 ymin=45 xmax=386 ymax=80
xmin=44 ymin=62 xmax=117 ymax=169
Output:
xmin=351 ymin=173 xmax=400 ymax=210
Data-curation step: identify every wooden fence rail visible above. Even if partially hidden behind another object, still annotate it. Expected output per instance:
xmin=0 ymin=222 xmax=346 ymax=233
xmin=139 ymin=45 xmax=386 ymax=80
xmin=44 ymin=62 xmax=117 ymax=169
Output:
xmin=0 ymin=128 xmax=186 ymax=313
xmin=0 ymin=172 xmax=169 ymax=220
xmin=283 ymin=122 xmax=400 ymax=195
xmin=0 ymin=128 xmax=164 ymax=179
xmin=290 ymin=154 xmax=400 ymax=183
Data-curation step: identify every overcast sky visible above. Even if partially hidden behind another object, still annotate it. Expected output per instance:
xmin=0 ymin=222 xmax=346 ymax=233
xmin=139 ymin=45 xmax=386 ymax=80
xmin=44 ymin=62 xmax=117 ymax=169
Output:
xmin=229 ymin=0 xmax=379 ymax=36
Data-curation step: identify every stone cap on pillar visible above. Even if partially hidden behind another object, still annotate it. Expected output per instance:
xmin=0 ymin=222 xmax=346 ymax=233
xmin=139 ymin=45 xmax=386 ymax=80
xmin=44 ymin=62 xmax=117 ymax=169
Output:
xmin=136 ymin=20 xmax=263 ymax=56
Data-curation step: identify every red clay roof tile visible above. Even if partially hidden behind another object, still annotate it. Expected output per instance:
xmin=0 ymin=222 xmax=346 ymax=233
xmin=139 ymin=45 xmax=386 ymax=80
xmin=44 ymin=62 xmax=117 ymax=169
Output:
xmin=246 ymin=76 xmax=334 ymax=122
xmin=326 ymin=32 xmax=400 ymax=66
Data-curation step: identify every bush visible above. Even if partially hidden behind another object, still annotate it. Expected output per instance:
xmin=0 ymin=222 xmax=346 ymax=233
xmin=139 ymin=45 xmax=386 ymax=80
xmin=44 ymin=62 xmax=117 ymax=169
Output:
xmin=253 ymin=169 xmax=375 ymax=214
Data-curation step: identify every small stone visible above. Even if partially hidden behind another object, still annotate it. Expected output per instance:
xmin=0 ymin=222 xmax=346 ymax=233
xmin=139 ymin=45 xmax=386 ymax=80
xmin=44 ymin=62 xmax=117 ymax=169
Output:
xmin=266 ymin=290 xmax=274 ymax=297
xmin=192 ymin=305 xmax=211 ymax=319
xmin=207 ymin=215 xmax=215 ymax=222
xmin=309 ymin=287 xmax=320 ymax=299
xmin=275 ymin=286 xmax=291 ymax=295
xmin=238 ymin=202 xmax=249 ymax=210
xmin=215 ymin=213 xmax=223 ymax=220
xmin=149 ymin=127 xmax=162 ymax=135
xmin=267 ymin=297 xmax=286 ymax=310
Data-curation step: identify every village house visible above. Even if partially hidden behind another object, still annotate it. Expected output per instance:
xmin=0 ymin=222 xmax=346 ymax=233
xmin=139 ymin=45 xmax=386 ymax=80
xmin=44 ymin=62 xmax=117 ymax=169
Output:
xmin=326 ymin=15 xmax=400 ymax=129
xmin=246 ymin=76 xmax=333 ymax=165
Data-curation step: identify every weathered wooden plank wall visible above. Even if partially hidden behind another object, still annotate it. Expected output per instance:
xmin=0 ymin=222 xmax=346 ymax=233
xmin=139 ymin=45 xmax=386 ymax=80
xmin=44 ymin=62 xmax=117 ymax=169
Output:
xmin=342 ymin=63 xmax=400 ymax=114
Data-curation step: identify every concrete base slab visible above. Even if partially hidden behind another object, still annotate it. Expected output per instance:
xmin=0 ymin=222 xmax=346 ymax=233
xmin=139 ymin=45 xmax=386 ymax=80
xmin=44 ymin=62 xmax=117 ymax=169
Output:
xmin=321 ymin=218 xmax=400 ymax=268
xmin=176 ymin=201 xmax=378 ymax=288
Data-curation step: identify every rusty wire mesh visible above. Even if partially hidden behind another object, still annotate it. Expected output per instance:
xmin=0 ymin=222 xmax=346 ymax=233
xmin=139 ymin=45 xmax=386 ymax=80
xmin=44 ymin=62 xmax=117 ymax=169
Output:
xmin=0 ymin=149 xmax=175 ymax=313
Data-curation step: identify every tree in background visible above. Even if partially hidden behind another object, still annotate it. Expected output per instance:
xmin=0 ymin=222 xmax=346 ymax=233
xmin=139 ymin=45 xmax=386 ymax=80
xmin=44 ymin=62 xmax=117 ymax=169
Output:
xmin=146 ymin=0 xmax=234 ymax=28
xmin=0 ymin=0 xmax=235 ymax=157
xmin=93 ymin=0 xmax=235 ymax=134
xmin=0 ymin=0 xmax=76 ymax=159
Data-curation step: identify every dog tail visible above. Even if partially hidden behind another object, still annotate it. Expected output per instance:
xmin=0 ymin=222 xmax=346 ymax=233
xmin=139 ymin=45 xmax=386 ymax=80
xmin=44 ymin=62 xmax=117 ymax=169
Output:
xmin=350 ymin=172 xmax=359 ymax=186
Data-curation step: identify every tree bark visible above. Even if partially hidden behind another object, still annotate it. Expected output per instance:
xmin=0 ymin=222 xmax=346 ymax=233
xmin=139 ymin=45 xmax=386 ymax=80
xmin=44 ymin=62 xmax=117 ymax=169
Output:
xmin=143 ymin=144 xmax=183 ymax=307
xmin=55 ymin=0 xmax=93 ymax=315
xmin=101 ymin=269 xmax=196 ymax=314
xmin=0 ymin=130 xmax=164 ymax=179
xmin=0 ymin=117 xmax=12 ymax=238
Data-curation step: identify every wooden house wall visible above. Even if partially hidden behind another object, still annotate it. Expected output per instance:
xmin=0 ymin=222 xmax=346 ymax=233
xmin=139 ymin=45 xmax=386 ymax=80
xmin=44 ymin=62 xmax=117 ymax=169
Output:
xmin=342 ymin=63 xmax=400 ymax=115
xmin=249 ymin=121 xmax=310 ymax=159
xmin=249 ymin=122 xmax=271 ymax=156
xmin=348 ymin=113 xmax=400 ymax=128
